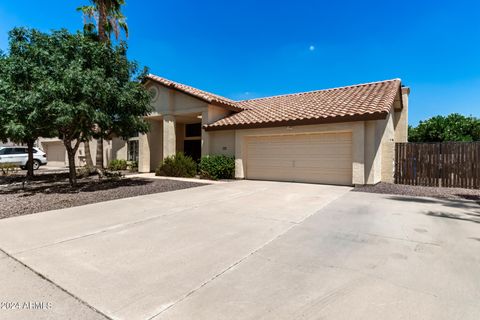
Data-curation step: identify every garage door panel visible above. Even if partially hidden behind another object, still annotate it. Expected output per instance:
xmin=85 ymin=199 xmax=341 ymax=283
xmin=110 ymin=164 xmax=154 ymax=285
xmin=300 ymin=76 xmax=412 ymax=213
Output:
xmin=294 ymin=160 xmax=351 ymax=169
xmin=45 ymin=142 xmax=66 ymax=167
xmin=247 ymin=159 xmax=293 ymax=167
xmin=246 ymin=132 xmax=352 ymax=185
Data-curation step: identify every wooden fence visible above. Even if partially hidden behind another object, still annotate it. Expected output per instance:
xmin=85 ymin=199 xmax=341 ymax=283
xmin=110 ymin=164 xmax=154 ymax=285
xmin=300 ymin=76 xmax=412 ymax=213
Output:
xmin=395 ymin=142 xmax=480 ymax=189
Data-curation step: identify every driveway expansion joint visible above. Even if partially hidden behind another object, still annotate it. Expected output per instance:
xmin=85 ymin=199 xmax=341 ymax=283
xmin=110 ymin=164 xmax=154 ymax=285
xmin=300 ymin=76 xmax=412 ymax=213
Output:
xmin=0 ymin=247 xmax=112 ymax=320
xmin=147 ymin=214 xmax=309 ymax=319
xmin=12 ymin=188 xmax=264 ymax=256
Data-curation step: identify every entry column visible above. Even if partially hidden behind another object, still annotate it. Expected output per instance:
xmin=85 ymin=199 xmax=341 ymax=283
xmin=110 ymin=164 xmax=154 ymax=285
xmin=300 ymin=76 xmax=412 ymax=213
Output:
xmin=201 ymin=111 xmax=210 ymax=156
xmin=138 ymin=132 xmax=150 ymax=173
xmin=163 ymin=115 xmax=176 ymax=158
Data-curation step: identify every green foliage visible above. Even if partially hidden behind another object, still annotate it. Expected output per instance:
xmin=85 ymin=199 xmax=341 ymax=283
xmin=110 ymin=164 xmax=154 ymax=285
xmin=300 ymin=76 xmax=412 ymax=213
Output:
xmin=155 ymin=153 xmax=197 ymax=178
xmin=128 ymin=160 xmax=138 ymax=172
xmin=0 ymin=28 xmax=59 ymax=176
xmin=103 ymin=170 xmax=124 ymax=180
xmin=77 ymin=0 xmax=128 ymax=42
xmin=0 ymin=27 xmax=152 ymax=185
xmin=108 ymin=159 xmax=128 ymax=171
xmin=199 ymin=155 xmax=235 ymax=180
xmin=409 ymin=113 xmax=480 ymax=142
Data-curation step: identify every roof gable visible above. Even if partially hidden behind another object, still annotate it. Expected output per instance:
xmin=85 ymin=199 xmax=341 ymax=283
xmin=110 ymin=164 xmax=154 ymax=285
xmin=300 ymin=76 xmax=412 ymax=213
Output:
xmin=146 ymin=74 xmax=242 ymax=112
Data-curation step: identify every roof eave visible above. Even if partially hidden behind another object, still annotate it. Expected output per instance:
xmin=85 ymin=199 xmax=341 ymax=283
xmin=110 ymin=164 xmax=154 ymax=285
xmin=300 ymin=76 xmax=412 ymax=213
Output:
xmin=204 ymin=111 xmax=389 ymax=131
xmin=145 ymin=76 xmax=242 ymax=112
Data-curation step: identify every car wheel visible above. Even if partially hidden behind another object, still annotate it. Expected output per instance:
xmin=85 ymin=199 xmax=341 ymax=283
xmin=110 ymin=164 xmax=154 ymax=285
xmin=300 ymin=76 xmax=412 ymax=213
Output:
xmin=33 ymin=160 xmax=41 ymax=170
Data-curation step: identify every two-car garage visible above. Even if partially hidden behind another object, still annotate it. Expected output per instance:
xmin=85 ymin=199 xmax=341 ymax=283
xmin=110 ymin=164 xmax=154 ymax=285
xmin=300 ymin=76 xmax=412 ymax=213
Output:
xmin=245 ymin=132 xmax=353 ymax=186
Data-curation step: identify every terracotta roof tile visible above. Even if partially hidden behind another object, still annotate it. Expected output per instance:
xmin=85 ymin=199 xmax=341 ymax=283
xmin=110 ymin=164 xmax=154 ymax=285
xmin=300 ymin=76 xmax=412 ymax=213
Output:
xmin=206 ymin=79 xmax=402 ymax=130
xmin=146 ymin=74 xmax=402 ymax=130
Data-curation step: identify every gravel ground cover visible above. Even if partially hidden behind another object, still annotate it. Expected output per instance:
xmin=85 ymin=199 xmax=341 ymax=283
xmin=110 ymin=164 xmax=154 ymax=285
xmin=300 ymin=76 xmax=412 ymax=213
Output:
xmin=354 ymin=182 xmax=480 ymax=203
xmin=0 ymin=173 xmax=207 ymax=219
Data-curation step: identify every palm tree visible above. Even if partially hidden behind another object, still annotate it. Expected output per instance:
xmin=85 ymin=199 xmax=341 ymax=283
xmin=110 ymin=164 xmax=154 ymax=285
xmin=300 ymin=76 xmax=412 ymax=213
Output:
xmin=77 ymin=0 xmax=128 ymax=168
xmin=78 ymin=0 xmax=128 ymax=42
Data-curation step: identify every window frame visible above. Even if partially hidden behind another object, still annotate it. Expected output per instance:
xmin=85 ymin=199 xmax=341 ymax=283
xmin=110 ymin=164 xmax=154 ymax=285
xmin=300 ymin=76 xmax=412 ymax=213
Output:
xmin=184 ymin=123 xmax=202 ymax=139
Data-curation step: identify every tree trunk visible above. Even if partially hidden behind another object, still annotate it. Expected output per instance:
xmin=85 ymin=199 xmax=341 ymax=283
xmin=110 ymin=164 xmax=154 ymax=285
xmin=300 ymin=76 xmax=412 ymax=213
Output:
xmin=98 ymin=2 xmax=108 ymax=42
xmin=26 ymin=140 xmax=35 ymax=180
xmin=84 ymin=140 xmax=94 ymax=167
xmin=94 ymin=1 xmax=108 ymax=168
xmin=95 ymin=138 xmax=104 ymax=168
xmin=66 ymin=147 xmax=77 ymax=187
xmin=63 ymin=139 xmax=81 ymax=187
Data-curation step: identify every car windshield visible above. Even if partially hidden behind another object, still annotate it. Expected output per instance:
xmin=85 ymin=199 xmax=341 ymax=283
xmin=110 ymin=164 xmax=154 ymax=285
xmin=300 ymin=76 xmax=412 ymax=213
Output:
xmin=0 ymin=148 xmax=5 ymax=155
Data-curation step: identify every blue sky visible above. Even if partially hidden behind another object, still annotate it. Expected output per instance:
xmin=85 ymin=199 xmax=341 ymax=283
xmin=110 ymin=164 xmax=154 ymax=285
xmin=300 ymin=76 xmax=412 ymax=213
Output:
xmin=1 ymin=0 xmax=479 ymax=125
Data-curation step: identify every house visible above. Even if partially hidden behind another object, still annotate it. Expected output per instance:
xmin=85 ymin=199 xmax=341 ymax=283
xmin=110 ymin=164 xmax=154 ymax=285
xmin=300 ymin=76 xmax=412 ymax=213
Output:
xmin=137 ymin=75 xmax=409 ymax=186
xmin=38 ymin=138 xmax=121 ymax=168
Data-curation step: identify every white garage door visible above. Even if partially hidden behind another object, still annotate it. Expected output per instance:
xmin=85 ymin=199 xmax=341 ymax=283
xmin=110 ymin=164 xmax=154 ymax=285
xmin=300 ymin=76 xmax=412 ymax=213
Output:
xmin=46 ymin=142 xmax=66 ymax=167
xmin=246 ymin=132 xmax=353 ymax=185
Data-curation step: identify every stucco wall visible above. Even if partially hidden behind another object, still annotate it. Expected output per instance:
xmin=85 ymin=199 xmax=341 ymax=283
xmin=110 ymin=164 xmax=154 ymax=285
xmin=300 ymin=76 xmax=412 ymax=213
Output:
xmin=146 ymin=82 xmax=209 ymax=116
xmin=139 ymin=119 xmax=163 ymax=173
xmin=111 ymin=137 xmax=127 ymax=161
xmin=201 ymin=105 xmax=235 ymax=156
xmin=379 ymin=111 xmax=395 ymax=183
xmin=364 ymin=121 xmax=378 ymax=184
xmin=363 ymin=110 xmax=396 ymax=185
xmin=394 ymin=88 xmax=409 ymax=142
xmin=209 ymin=130 xmax=235 ymax=156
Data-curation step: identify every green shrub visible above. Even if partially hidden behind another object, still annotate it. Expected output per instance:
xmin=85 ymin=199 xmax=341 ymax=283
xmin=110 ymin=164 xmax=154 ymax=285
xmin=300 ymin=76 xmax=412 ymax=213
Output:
xmin=155 ymin=153 xmax=197 ymax=177
xmin=104 ymin=170 xmax=124 ymax=180
xmin=199 ymin=155 xmax=235 ymax=180
xmin=128 ymin=160 xmax=138 ymax=172
xmin=108 ymin=159 xmax=128 ymax=171
xmin=77 ymin=165 xmax=94 ymax=178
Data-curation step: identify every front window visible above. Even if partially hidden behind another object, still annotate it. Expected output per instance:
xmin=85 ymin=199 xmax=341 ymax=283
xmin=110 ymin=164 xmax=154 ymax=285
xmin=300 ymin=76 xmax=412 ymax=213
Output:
xmin=185 ymin=123 xmax=201 ymax=138
xmin=127 ymin=140 xmax=139 ymax=162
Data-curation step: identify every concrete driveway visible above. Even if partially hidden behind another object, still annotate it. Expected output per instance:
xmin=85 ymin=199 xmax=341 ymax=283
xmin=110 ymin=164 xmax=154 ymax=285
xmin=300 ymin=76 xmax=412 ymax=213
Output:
xmin=0 ymin=181 xmax=479 ymax=320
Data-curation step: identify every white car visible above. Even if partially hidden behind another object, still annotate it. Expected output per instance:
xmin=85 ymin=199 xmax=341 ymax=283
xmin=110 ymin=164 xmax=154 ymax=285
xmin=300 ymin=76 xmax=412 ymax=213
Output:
xmin=0 ymin=146 xmax=48 ymax=170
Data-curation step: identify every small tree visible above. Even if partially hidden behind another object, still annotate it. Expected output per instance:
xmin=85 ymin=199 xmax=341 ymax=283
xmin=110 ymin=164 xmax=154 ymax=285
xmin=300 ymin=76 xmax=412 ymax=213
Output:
xmin=40 ymin=29 xmax=151 ymax=186
xmin=0 ymin=29 xmax=57 ymax=178
xmin=409 ymin=113 xmax=480 ymax=142
xmin=78 ymin=0 xmax=129 ymax=168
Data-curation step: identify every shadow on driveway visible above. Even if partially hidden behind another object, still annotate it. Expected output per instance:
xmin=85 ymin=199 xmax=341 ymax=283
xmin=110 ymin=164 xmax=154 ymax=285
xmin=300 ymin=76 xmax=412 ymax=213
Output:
xmin=386 ymin=195 xmax=480 ymax=225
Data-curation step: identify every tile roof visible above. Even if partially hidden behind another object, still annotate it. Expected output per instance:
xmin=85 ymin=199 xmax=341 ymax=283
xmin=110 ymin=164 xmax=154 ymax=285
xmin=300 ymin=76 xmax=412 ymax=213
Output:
xmin=146 ymin=74 xmax=402 ymax=130
xmin=205 ymin=79 xmax=402 ymax=130
xmin=145 ymin=74 xmax=242 ymax=112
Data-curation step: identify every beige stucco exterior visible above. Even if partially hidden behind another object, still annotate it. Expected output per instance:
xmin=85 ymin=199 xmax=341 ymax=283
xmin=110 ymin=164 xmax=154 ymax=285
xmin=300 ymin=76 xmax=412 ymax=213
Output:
xmin=30 ymin=78 xmax=409 ymax=185
xmin=132 ymin=80 xmax=410 ymax=185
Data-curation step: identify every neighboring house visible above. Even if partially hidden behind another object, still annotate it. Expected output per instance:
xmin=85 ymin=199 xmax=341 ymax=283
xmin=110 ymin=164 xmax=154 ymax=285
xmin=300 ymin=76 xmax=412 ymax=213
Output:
xmin=38 ymin=137 xmax=126 ymax=168
xmin=138 ymin=74 xmax=409 ymax=186
xmin=0 ymin=140 xmax=18 ymax=148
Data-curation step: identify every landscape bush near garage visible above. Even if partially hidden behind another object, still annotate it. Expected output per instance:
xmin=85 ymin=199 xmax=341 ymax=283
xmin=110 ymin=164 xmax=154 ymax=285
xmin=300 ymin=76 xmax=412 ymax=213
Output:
xmin=199 ymin=155 xmax=235 ymax=180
